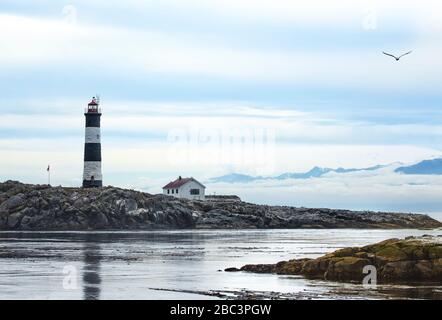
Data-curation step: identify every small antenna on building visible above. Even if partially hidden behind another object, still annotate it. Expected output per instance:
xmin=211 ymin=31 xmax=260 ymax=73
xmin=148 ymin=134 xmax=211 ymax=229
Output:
xmin=96 ymin=94 xmax=100 ymax=105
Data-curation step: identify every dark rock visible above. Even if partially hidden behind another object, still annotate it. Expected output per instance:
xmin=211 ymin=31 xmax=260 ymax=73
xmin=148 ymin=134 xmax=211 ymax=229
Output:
xmin=224 ymin=267 xmax=241 ymax=272
xmin=90 ymin=211 xmax=109 ymax=228
xmin=241 ymin=264 xmax=275 ymax=273
xmin=7 ymin=211 xmax=24 ymax=228
xmin=2 ymin=193 xmax=26 ymax=211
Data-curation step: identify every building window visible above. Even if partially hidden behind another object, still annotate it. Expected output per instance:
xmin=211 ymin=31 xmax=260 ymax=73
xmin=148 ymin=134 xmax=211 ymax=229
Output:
xmin=176 ymin=189 xmax=178 ymax=194
xmin=171 ymin=189 xmax=174 ymax=194
xmin=190 ymin=189 xmax=200 ymax=195
xmin=167 ymin=189 xmax=170 ymax=194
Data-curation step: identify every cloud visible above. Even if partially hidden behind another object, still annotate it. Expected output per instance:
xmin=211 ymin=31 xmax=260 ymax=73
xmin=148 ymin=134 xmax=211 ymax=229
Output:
xmin=206 ymin=166 xmax=442 ymax=219
xmin=0 ymin=9 xmax=441 ymax=93
xmin=2 ymin=100 xmax=442 ymax=148
xmin=43 ymin=0 xmax=442 ymax=31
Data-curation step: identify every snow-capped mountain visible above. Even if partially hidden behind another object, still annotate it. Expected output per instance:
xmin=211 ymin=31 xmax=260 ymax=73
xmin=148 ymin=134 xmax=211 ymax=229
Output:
xmin=208 ymin=164 xmax=388 ymax=183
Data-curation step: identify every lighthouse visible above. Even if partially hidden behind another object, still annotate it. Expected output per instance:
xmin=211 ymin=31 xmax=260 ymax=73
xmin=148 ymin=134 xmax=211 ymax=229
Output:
xmin=82 ymin=97 xmax=102 ymax=188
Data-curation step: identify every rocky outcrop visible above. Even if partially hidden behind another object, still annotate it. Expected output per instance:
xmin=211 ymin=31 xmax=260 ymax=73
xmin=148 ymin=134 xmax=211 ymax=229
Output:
xmin=230 ymin=236 xmax=442 ymax=283
xmin=0 ymin=180 xmax=441 ymax=230
xmin=0 ymin=181 xmax=194 ymax=230
xmin=204 ymin=195 xmax=242 ymax=202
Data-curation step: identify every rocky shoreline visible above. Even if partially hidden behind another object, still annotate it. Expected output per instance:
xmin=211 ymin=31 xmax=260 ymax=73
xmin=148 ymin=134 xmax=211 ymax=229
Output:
xmin=1 ymin=180 xmax=441 ymax=230
xmin=226 ymin=236 xmax=442 ymax=284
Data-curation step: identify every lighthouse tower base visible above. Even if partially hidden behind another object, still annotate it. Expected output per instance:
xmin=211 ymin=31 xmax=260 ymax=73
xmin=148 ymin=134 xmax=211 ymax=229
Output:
xmin=82 ymin=180 xmax=102 ymax=188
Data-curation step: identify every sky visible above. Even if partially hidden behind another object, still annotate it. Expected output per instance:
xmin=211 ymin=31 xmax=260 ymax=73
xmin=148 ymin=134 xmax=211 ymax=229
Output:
xmin=1 ymin=1 xmax=442 ymax=217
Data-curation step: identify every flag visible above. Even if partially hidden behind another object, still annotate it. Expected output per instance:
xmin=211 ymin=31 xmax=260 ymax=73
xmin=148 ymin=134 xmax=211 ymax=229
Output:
xmin=47 ymin=165 xmax=50 ymax=172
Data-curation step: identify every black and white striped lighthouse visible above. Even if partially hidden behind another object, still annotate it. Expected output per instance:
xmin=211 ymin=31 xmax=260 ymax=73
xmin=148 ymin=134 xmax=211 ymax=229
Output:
xmin=82 ymin=97 xmax=102 ymax=188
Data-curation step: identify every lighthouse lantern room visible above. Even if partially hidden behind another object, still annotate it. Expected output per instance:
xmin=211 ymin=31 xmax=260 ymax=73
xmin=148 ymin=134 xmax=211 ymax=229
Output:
xmin=82 ymin=97 xmax=103 ymax=188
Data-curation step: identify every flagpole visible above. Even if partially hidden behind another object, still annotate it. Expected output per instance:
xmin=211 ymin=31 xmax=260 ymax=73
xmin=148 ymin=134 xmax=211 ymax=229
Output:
xmin=47 ymin=165 xmax=50 ymax=186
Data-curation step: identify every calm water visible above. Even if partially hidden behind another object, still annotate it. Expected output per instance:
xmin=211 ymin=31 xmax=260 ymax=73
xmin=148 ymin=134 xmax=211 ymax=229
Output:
xmin=0 ymin=229 xmax=441 ymax=300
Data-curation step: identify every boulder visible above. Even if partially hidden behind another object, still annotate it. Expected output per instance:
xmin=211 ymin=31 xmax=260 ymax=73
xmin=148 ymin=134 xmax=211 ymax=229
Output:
xmin=7 ymin=211 xmax=24 ymax=228
xmin=233 ymin=236 xmax=442 ymax=284
xmin=324 ymin=257 xmax=371 ymax=281
xmin=2 ymin=193 xmax=26 ymax=211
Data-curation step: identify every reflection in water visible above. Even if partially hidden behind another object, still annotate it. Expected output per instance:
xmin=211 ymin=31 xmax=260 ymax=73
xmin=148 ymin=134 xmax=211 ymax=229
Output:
xmin=82 ymin=237 xmax=101 ymax=300
xmin=0 ymin=229 xmax=440 ymax=300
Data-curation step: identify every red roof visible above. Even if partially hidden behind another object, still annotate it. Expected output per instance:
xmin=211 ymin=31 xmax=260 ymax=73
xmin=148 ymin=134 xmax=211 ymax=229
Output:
xmin=162 ymin=177 xmax=205 ymax=189
xmin=163 ymin=177 xmax=192 ymax=189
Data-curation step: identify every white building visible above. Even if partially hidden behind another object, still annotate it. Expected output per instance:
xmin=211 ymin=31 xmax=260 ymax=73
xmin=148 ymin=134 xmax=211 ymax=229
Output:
xmin=162 ymin=176 xmax=206 ymax=200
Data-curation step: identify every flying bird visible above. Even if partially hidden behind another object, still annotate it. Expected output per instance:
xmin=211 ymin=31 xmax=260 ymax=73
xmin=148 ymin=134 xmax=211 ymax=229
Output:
xmin=382 ymin=51 xmax=412 ymax=61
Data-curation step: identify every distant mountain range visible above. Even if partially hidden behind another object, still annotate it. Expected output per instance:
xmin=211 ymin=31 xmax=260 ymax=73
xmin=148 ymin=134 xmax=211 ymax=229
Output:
xmin=275 ymin=165 xmax=385 ymax=180
xmin=395 ymin=158 xmax=442 ymax=175
xmin=208 ymin=158 xmax=442 ymax=184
